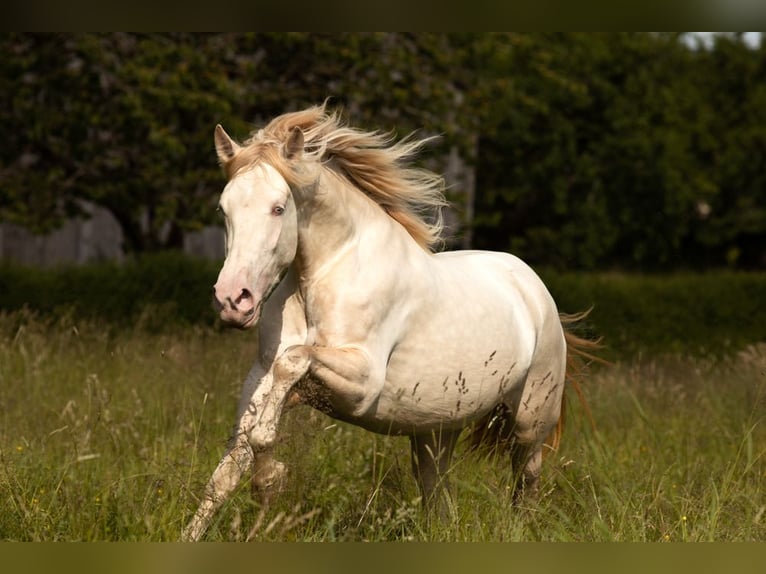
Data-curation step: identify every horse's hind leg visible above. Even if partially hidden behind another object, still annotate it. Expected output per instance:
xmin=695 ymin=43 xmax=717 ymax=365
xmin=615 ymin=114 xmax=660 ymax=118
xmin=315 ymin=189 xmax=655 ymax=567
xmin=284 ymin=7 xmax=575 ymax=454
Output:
xmin=508 ymin=336 xmax=566 ymax=503
xmin=509 ymin=441 xmax=543 ymax=503
xmin=410 ymin=429 xmax=461 ymax=520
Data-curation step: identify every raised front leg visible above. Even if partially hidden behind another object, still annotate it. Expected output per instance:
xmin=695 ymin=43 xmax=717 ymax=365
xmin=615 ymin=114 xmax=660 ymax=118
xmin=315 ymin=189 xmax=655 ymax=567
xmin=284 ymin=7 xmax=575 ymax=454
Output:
xmin=304 ymin=344 xmax=375 ymax=415
xmin=410 ymin=429 xmax=461 ymax=521
xmin=181 ymin=347 xmax=311 ymax=542
xmin=181 ymin=429 xmax=255 ymax=542
xmin=182 ymin=342 xmax=379 ymax=541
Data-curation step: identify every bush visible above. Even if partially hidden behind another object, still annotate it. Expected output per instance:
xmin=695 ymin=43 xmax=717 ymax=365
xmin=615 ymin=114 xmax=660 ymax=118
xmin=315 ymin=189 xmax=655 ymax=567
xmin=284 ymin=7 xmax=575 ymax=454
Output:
xmin=543 ymin=270 xmax=766 ymax=359
xmin=1 ymin=254 xmax=765 ymax=357
xmin=0 ymin=252 xmax=219 ymax=330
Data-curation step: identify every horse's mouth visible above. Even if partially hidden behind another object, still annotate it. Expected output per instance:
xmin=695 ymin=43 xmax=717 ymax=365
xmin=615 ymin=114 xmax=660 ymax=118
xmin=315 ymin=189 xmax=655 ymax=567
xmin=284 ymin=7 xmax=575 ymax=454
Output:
xmin=238 ymin=307 xmax=260 ymax=329
xmin=217 ymin=302 xmax=261 ymax=330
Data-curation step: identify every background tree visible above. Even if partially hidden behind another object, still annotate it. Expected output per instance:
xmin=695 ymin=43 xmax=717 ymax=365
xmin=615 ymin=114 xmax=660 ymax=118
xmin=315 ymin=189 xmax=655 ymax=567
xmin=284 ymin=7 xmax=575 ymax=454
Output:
xmin=2 ymin=32 xmax=764 ymax=270
xmin=1 ymin=33 xmax=473 ymax=253
xmin=1 ymin=34 xmax=243 ymax=252
xmin=471 ymin=33 xmax=722 ymax=270
xmin=696 ymin=34 xmax=766 ymax=268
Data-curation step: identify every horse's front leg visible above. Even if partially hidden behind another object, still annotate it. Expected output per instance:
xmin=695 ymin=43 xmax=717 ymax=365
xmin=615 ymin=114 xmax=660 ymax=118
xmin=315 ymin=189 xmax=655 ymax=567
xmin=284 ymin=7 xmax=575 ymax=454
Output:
xmin=181 ymin=425 xmax=255 ymax=542
xmin=181 ymin=348 xmax=311 ymax=541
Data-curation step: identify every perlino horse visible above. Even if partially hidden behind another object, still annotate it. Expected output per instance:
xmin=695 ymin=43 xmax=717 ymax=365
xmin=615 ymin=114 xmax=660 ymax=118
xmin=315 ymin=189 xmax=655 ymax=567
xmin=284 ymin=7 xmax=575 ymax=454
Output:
xmin=182 ymin=105 xmax=595 ymax=541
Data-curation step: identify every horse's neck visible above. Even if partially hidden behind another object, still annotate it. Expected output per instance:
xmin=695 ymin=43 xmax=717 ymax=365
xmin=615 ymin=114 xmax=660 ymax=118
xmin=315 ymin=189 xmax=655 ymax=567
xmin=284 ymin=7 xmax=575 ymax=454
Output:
xmin=294 ymin=169 xmax=394 ymax=281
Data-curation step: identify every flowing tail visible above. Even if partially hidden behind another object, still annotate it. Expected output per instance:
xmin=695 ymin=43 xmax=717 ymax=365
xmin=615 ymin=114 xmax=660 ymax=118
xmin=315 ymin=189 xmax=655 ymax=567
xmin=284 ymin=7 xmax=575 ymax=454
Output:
xmin=545 ymin=310 xmax=604 ymax=453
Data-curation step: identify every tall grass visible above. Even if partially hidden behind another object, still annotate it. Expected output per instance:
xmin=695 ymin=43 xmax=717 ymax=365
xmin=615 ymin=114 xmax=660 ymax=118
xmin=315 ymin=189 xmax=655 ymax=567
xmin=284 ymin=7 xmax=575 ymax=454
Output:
xmin=0 ymin=311 xmax=249 ymax=541
xmin=1 ymin=312 xmax=764 ymax=541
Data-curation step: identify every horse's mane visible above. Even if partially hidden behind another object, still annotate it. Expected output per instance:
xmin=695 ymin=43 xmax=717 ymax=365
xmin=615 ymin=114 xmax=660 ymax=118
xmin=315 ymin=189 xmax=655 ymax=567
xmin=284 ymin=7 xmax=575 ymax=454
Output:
xmin=223 ymin=104 xmax=448 ymax=251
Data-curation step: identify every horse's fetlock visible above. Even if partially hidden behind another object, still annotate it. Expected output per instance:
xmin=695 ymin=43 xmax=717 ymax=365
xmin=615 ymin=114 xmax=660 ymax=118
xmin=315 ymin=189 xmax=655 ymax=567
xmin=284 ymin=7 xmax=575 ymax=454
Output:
xmin=252 ymin=459 xmax=287 ymax=491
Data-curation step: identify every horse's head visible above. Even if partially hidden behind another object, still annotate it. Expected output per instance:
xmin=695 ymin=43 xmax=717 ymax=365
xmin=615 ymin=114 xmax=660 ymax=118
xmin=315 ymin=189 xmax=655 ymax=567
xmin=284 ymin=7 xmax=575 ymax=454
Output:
xmin=211 ymin=124 xmax=303 ymax=328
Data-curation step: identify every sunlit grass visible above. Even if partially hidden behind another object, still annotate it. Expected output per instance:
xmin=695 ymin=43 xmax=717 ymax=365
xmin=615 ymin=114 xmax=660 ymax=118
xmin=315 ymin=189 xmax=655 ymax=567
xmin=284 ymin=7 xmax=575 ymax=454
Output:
xmin=1 ymin=311 xmax=764 ymax=541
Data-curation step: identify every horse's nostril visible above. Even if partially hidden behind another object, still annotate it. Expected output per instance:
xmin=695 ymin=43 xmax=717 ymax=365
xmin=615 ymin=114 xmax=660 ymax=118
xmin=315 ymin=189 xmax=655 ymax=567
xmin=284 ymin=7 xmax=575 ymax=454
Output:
xmin=236 ymin=288 xmax=253 ymax=306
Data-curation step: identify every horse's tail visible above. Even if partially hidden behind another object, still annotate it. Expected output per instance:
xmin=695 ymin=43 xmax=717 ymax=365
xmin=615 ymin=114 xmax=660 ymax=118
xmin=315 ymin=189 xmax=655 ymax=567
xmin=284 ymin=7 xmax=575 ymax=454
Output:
xmin=468 ymin=309 xmax=602 ymax=457
xmin=545 ymin=310 xmax=603 ymax=453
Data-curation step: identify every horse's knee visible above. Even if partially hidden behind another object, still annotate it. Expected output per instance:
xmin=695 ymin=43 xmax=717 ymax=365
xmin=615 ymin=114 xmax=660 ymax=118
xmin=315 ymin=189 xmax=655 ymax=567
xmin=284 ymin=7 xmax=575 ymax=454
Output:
xmin=274 ymin=345 xmax=311 ymax=381
xmin=512 ymin=410 xmax=558 ymax=448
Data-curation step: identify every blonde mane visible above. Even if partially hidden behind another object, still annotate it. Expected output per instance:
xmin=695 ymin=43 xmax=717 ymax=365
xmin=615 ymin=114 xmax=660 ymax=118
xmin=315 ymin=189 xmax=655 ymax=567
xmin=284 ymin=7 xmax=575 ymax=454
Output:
xmin=223 ymin=104 xmax=448 ymax=251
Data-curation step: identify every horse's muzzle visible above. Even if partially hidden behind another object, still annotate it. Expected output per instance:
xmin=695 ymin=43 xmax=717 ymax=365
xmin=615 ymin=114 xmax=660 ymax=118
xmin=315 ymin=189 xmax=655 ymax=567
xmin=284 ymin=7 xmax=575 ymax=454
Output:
xmin=212 ymin=286 xmax=260 ymax=329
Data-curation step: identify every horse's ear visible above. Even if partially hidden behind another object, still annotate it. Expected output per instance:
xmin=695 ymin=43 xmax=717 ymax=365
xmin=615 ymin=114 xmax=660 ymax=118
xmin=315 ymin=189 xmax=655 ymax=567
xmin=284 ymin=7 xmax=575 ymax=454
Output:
xmin=214 ymin=124 xmax=241 ymax=164
xmin=284 ymin=126 xmax=304 ymax=160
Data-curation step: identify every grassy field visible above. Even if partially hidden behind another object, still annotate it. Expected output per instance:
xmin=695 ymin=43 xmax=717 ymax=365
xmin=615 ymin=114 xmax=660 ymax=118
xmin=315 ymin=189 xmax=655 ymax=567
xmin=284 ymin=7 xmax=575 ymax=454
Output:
xmin=1 ymin=311 xmax=764 ymax=541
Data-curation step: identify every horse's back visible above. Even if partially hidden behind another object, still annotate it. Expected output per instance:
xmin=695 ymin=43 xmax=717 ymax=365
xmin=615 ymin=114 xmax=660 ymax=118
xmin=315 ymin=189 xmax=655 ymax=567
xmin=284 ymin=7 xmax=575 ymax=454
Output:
xmin=432 ymin=250 xmax=562 ymax=336
xmin=432 ymin=249 xmax=566 ymax=371
xmin=433 ymin=250 xmax=552 ymax=300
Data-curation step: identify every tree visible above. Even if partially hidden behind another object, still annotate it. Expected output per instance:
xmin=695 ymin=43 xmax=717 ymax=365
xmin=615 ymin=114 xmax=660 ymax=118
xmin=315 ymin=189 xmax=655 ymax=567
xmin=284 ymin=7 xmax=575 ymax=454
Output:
xmin=1 ymin=33 xmax=247 ymax=252
xmin=471 ymin=33 xmax=620 ymax=269
xmin=695 ymin=34 xmax=766 ymax=268
xmin=470 ymin=33 xmax=721 ymax=270
xmin=1 ymin=33 xmax=475 ymax=254
xmin=3 ymin=33 xmax=765 ymax=270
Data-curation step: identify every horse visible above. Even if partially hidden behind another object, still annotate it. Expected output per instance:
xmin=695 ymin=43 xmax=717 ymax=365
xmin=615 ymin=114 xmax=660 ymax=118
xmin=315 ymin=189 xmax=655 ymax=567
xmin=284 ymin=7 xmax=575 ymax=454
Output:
xmin=181 ymin=104 xmax=595 ymax=541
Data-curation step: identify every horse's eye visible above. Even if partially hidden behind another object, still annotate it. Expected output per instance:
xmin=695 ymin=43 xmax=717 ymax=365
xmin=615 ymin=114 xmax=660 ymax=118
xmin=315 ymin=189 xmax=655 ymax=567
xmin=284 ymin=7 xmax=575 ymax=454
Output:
xmin=272 ymin=205 xmax=285 ymax=216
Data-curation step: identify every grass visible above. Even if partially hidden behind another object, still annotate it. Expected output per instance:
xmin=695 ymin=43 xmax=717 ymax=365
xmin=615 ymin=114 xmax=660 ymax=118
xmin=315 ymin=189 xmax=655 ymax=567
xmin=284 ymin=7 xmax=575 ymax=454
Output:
xmin=0 ymin=311 xmax=764 ymax=541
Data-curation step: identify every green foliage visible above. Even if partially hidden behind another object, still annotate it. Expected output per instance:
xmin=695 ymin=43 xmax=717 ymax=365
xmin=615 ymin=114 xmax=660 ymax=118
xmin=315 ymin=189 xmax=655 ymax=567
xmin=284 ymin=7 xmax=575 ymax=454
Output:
xmin=0 ymin=253 xmax=219 ymax=329
xmin=696 ymin=35 xmax=766 ymax=268
xmin=2 ymin=33 xmax=765 ymax=268
xmin=543 ymin=270 xmax=766 ymax=359
xmin=0 ymin=33 xmax=470 ymax=254
xmin=471 ymin=33 xmax=738 ymax=270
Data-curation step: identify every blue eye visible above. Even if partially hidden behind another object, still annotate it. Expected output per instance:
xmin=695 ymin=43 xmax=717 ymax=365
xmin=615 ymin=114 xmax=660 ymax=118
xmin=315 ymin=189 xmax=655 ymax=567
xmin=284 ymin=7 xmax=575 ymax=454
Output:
xmin=272 ymin=205 xmax=285 ymax=216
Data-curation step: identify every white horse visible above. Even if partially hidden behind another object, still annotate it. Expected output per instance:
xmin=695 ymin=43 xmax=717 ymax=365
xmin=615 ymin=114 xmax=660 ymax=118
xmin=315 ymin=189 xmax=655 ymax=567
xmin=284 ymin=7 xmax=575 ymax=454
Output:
xmin=182 ymin=105 xmax=594 ymax=541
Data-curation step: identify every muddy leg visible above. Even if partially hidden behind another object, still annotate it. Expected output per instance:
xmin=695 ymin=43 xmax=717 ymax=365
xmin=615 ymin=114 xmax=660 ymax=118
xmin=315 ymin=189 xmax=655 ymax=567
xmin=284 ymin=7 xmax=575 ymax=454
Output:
xmin=182 ymin=347 xmax=310 ymax=541
xmin=181 ymin=430 xmax=254 ymax=542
